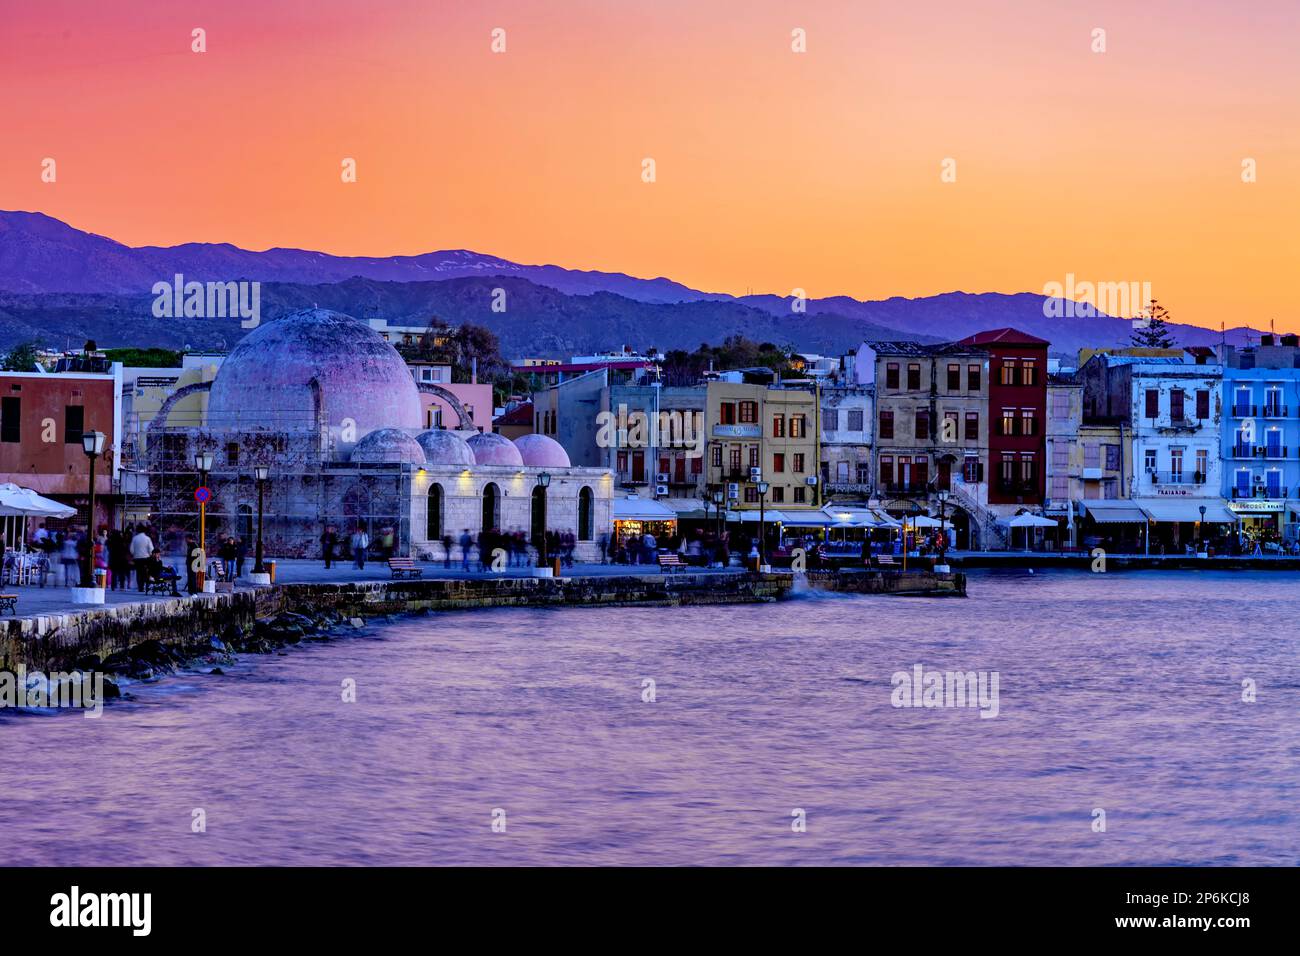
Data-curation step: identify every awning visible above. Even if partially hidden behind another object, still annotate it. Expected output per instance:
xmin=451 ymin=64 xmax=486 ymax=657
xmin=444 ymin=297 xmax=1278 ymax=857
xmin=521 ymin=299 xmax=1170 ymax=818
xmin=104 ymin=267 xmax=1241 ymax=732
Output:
xmin=780 ymin=511 xmax=834 ymax=527
xmin=1136 ymin=498 xmax=1236 ymax=524
xmin=1081 ymin=500 xmax=1150 ymax=524
xmin=612 ymin=495 xmax=678 ymax=522
xmin=725 ymin=509 xmax=791 ymax=523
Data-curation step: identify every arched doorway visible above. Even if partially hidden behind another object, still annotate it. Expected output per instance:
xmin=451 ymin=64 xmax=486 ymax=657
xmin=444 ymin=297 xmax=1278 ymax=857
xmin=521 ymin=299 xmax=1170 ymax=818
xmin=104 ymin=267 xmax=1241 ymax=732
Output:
xmin=531 ymin=485 xmax=547 ymax=549
xmin=426 ymin=483 xmax=443 ymax=540
xmin=946 ymin=507 xmax=972 ymax=551
xmin=578 ymin=486 xmax=593 ymax=541
xmin=481 ymin=482 xmax=499 ymax=532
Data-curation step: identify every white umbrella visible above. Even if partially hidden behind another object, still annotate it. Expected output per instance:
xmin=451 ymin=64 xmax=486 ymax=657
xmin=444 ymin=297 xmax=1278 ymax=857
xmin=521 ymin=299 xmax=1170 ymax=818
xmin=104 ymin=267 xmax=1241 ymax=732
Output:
xmin=1004 ymin=512 xmax=1057 ymax=551
xmin=0 ymin=482 xmax=76 ymax=518
xmin=909 ymin=514 xmax=944 ymax=528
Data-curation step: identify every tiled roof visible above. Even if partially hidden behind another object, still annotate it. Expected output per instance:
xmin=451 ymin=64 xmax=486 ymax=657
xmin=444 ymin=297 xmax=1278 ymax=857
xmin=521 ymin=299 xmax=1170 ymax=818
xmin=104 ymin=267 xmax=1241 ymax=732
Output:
xmin=956 ymin=327 xmax=1051 ymax=346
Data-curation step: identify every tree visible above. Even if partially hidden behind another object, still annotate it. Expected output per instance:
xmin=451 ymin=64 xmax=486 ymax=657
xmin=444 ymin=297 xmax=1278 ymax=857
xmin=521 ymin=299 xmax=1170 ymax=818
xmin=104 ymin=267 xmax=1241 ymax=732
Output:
xmin=1 ymin=341 xmax=41 ymax=371
xmin=1130 ymin=299 xmax=1177 ymax=349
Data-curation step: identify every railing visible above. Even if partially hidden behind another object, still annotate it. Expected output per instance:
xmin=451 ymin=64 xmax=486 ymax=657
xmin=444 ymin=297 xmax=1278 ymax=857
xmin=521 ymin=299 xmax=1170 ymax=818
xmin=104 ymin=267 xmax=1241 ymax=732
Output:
xmin=1232 ymin=444 xmax=1254 ymax=458
xmin=1232 ymin=485 xmax=1288 ymax=500
xmin=1149 ymin=471 xmax=1206 ymax=485
xmin=823 ymin=481 xmax=872 ymax=495
xmin=1257 ymin=445 xmax=1289 ymax=459
xmin=996 ymin=479 xmax=1039 ymax=495
xmin=1231 ymin=404 xmax=1256 ymax=418
xmin=879 ymin=481 xmax=929 ymax=495
xmin=1262 ymin=404 xmax=1288 ymax=418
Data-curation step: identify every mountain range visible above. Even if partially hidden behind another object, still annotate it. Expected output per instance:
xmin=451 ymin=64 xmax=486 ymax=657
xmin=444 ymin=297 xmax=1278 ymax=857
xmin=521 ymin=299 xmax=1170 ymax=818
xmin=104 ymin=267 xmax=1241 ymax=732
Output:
xmin=0 ymin=210 xmax=1260 ymax=358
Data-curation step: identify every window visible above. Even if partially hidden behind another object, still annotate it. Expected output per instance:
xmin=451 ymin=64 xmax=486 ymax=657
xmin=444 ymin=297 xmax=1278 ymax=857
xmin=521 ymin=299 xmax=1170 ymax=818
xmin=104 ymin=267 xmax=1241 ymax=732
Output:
xmin=943 ymin=411 xmax=958 ymax=443
xmin=728 ymin=446 xmax=741 ymax=473
xmin=226 ymin=442 xmax=239 ymax=466
xmin=1170 ymin=390 xmax=1185 ymax=422
xmin=915 ymin=410 xmax=930 ymax=440
xmin=963 ymin=456 xmax=983 ymax=483
xmin=1265 ymin=388 xmax=1283 ymax=417
xmin=426 ymin=483 xmax=444 ymax=540
xmin=1170 ymin=448 xmax=1183 ymax=481
xmin=856 ymin=462 xmax=870 ymax=483
xmin=771 ymin=415 xmax=785 ymax=437
xmin=822 ymin=408 xmax=838 ymax=431
xmin=1104 ymin=444 xmax=1121 ymax=471
xmin=64 ymin=405 xmax=84 ymax=445
xmin=771 ymin=486 xmax=785 ymax=503
xmin=1234 ymin=469 xmax=1251 ymax=494
xmin=1019 ymin=453 xmax=1037 ymax=484
xmin=710 ymin=445 xmax=721 ymax=468
xmin=617 ymin=450 xmax=628 ymax=473
xmin=968 ymin=365 xmax=981 ymax=391
xmin=792 ymin=453 xmax=805 ymax=472
xmin=793 ymin=486 xmax=806 ymax=503
xmin=907 ymin=364 xmax=921 ymax=390
xmin=1020 ymin=360 xmax=1037 ymax=386
xmin=1144 ymin=449 xmax=1157 ymax=473
xmin=879 ymin=455 xmax=893 ymax=485
xmin=1145 ymin=389 xmax=1159 ymax=419
xmin=632 ymin=450 xmax=645 ymax=482
xmin=773 ymin=453 xmax=786 ymax=473
xmin=1000 ymin=361 xmax=1018 ymax=386
xmin=1195 ymin=449 xmax=1207 ymax=481
xmin=879 ymin=410 xmax=894 ymax=439
xmin=1083 ymin=443 xmax=1100 ymax=468
xmin=885 ymin=363 xmax=900 ymax=389
xmin=1233 ymin=387 xmax=1252 ymax=416
xmin=578 ymin=486 xmax=593 ymax=540
xmin=847 ymin=409 xmax=863 ymax=431
xmin=1195 ymin=390 xmax=1210 ymax=419
xmin=790 ymin=415 xmax=806 ymax=438
xmin=913 ymin=456 xmax=928 ymax=488
xmin=748 ymin=446 xmax=760 ymax=468
xmin=744 ymin=486 xmax=758 ymax=503
xmin=1020 ymin=409 xmax=1036 ymax=436
xmin=965 ymin=412 xmax=979 ymax=441
xmin=1 ymin=397 xmax=20 ymax=443
xmin=947 ymin=364 xmax=961 ymax=391
xmin=720 ymin=402 xmax=736 ymax=425
xmin=738 ymin=401 xmax=758 ymax=423
xmin=1001 ymin=408 xmax=1016 ymax=436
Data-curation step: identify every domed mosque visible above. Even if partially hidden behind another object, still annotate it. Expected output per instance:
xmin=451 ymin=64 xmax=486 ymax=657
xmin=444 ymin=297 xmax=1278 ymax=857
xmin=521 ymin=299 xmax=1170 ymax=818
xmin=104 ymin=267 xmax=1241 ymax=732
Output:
xmin=141 ymin=308 xmax=612 ymax=561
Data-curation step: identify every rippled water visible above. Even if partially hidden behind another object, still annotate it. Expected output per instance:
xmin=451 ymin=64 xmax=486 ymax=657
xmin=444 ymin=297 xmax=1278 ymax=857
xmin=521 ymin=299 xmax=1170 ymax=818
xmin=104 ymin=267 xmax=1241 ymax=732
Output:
xmin=1 ymin=570 xmax=1296 ymax=866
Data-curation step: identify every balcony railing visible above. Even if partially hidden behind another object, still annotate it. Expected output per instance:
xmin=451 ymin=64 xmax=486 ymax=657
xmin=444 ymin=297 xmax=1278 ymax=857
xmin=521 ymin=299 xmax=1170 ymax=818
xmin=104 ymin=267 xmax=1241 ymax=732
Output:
xmin=879 ymin=481 xmax=929 ymax=495
xmin=1232 ymin=485 xmax=1288 ymax=500
xmin=1231 ymin=404 xmax=1256 ymax=418
xmin=1258 ymin=445 xmax=1289 ymax=459
xmin=1262 ymin=404 xmax=1288 ymax=418
xmin=996 ymin=479 xmax=1039 ymax=495
xmin=1149 ymin=470 xmax=1206 ymax=485
xmin=1232 ymin=444 xmax=1255 ymax=458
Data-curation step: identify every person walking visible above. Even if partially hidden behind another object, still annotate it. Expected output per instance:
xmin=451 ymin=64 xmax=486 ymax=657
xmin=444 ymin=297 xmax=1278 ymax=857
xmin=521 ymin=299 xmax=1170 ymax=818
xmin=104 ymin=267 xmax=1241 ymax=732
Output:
xmin=320 ymin=524 xmax=338 ymax=569
xmin=93 ymin=529 xmax=109 ymax=588
xmin=235 ymin=536 xmax=248 ymax=578
xmin=131 ymin=524 xmax=155 ymax=591
xmin=441 ymin=532 xmax=453 ymax=569
xmin=185 ymin=534 xmax=200 ymax=594
xmin=350 ymin=525 xmax=370 ymax=570
xmin=459 ymin=529 xmax=473 ymax=571
xmin=59 ymin=531 xmax=80 ymax=587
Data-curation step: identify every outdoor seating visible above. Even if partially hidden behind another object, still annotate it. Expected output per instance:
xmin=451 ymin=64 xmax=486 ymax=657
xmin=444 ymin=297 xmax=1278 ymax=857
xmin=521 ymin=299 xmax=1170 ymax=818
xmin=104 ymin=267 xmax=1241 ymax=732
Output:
xmin=657 ymin=552 xmax=687 ymax=573
xmin=388 ymin=557 xmax=423 ymax=579
xmin=143 ymin=567 xmax=181 ymax=596
xmin=874 ymin=554 xmax=898 ymax=567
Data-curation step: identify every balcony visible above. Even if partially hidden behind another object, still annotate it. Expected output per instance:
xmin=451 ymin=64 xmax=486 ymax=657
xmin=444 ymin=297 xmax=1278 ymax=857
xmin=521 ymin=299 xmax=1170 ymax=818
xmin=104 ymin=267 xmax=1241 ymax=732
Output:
xmin=1231 ymin=404 xmax=1256 ymax=418
xmin=996 ymin=479 xmax=1039 ymax=496
xmin=879 ymin=481 xmax=929 ymax=496
xmin=823 ymin=481 xmax=872 ymax=495
xmin=1232 ymin=485 xmax=1288 ymax=500
xmin=1149 ymin=470 xmax=1206 ymax=485
xmin=1262 ymin=404 xmax=1289 ymax=418
xmin=1232 ymin=444 xmax=1255 ymax=459
xmin=1257 ymin=445 xmax=1289 ymax=460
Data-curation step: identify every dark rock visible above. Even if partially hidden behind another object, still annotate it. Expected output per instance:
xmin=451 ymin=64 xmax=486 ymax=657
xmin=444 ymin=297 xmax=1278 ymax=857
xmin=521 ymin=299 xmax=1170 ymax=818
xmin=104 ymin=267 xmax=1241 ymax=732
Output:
xmin=209 ymin=667 xmax=224 ymax=675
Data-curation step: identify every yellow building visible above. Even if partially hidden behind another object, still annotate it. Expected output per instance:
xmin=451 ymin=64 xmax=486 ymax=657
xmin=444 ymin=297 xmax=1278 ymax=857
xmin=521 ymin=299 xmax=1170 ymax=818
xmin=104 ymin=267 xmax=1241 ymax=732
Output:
xmin=705 ymin=381 xmax=819 ymax=510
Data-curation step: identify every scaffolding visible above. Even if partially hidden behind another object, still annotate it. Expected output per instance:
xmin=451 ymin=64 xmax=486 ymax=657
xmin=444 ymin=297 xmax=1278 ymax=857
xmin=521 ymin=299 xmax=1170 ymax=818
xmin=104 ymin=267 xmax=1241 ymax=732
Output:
xmin=118 ymin=408 xmax=414 ymax=560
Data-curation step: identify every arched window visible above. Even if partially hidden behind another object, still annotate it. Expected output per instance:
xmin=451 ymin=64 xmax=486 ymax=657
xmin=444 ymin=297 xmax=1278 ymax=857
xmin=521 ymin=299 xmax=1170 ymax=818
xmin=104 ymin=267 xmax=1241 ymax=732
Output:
xmin=426 ymin=483 xmax=444 ymax=540
xmin=481 ymin=482 xmax=500 ymax=532
xmin=578 ymin=486 xmax=593 ymax=541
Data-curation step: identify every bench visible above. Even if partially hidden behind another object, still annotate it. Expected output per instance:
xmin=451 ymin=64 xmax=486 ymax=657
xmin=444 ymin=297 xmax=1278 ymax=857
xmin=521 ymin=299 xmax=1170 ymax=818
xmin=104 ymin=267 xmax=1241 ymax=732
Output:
xmin=0 ymin=593 xmax=16 ymax=616
xmin=388 ymin=557 xmax=424 ymax=579
xmin=657 ymin=553 xmax=687 ymax=573
xmin=144 ymin=568 xmax=181 ymax=596
xmin=874 ymin=554 xmax=898 ymax=567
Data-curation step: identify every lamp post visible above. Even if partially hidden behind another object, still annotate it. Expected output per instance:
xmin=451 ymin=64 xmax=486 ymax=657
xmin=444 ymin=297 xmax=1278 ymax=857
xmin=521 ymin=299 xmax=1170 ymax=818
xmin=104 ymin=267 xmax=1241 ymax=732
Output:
xmin=936 ymin=488 xmax=950 ymax=570
xmin=712 ymin=489 xmax=724 ymax=567
xmin=195 ymin=450 xmax=213 ymax=590
xmin=1198 ymin=503 xmax=1206 ymax=553
xmin=80 ymin=430 xmax=106 ymax=587
xmin=537 ymin=471 xmax=551 ymax=567
xmin=254 ymin=464 xmax=269 ymax=575
xmin=756 ymin=479 xmax=769 ymax=570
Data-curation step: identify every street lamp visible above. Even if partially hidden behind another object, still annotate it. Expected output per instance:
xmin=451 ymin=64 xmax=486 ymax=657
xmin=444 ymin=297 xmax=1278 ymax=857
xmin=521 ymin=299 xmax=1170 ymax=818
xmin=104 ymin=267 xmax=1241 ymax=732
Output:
xmin=756 ymin=479 xmax=770 ymax=569
xmin=1198 ymin=503 xmax=1206 ymax=552
xmin=537 ymin=471 xmax=551 ymax=567
xmin=254 ymin=464 xmax=269 ymax=575
xmin=195 ymin=450 xmax=213 ymax=590
xmin=936 ymin=488 xmax=951 ymax=568
xmin=80 ymin=430 xmax=106 ymax=587
xmin=712 ymin=489 xmax=724 ymax=566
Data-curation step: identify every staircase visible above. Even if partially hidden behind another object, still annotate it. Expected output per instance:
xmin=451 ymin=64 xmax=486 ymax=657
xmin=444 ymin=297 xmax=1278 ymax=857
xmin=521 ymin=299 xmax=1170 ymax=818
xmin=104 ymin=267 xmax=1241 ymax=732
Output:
xmin=946 ymin=480 xmax=1009 ymax=551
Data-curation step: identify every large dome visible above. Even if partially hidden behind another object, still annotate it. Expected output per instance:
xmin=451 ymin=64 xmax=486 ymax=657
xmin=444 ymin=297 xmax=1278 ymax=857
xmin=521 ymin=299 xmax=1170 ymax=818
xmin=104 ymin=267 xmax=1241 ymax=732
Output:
xmin=350 ymin=428 xmax=426 ymax=465
xmin=466 ymin=431 xmax=524 ymax=467
xmin=207 ymin=309 xmax=422 ymax=433
xmin=416 ymin=429 xmax=476 ymax=466
xmin=513 ymin=433 xmax=571 ymax=468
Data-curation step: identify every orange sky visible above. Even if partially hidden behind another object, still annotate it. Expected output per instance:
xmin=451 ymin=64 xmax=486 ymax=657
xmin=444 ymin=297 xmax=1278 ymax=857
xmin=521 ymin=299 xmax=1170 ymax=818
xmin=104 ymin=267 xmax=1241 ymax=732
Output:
xmin=2 ymin=0 xmax=1298 ymax=328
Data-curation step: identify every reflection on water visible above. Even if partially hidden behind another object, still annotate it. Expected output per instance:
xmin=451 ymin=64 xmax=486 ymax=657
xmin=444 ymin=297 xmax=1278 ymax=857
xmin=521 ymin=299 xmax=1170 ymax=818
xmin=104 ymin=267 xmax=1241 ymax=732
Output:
xmin=0 ymin=569 xmax=1296 ymax=865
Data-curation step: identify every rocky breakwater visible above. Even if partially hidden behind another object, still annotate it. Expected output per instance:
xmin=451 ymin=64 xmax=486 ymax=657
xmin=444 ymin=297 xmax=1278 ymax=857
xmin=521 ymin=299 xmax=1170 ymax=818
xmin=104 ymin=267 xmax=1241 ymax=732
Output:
xmin=803 ymin=568 xmax=967 ymax=597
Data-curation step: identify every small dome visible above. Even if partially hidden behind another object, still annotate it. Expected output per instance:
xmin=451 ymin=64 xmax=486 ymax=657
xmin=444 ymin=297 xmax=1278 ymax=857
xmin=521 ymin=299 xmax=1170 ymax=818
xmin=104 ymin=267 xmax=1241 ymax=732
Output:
xmin=513 ymin=433 xmax=571 ymax=468
xmin=466 ymin=431 xmax=524 ymax=467
xmin=415 ymin=429 xmax=476 ymax=467
xmin=350 ymin=428 xmax=427 ymax=465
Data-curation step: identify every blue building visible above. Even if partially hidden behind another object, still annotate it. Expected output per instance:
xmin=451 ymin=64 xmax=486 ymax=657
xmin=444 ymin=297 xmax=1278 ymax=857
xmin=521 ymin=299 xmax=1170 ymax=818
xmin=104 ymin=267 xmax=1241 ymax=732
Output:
xmin=1220 ymin=335 xmax=1300 ymax=546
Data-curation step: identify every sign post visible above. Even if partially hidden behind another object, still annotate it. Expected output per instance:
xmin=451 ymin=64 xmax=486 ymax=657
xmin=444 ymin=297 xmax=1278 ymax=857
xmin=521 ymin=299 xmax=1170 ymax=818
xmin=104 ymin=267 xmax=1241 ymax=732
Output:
xmin=195 ymin=485 xmax=211 ymax=590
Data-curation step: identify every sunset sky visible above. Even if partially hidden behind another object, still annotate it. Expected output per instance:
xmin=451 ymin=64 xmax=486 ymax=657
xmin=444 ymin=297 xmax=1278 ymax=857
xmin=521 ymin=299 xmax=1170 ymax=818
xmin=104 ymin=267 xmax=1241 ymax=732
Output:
xmin=2 ymin=0 xmax=1297 ymax=329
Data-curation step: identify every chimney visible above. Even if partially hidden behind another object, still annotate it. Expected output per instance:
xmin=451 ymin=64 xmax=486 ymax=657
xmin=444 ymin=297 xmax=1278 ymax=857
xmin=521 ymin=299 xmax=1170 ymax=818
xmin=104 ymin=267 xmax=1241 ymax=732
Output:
xmin=1261 ymin=333 xmax=1275 ymax=347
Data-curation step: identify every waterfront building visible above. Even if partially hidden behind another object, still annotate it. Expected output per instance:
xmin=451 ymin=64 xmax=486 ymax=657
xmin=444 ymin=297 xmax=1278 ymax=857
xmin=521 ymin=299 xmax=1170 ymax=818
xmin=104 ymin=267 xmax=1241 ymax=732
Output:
xmin=819 ymin=384 xmax=873 ymax=500
xmin=1219 ymin=334 xmax=1300 ymax=544
xmin=126 ymin=308 xmax=612 ymax=561
xmin=1078 ymin=349 xmax=1234 ymax=551
xmin=864 ymin=340 xmax=992 ymax=550
xmin=493 ymin=400 xmax=534 ymax=440
xmin=704 ymin=380 xmax=820 ymax=513
xmin=0 ymin=352 xmax=123 ymax=532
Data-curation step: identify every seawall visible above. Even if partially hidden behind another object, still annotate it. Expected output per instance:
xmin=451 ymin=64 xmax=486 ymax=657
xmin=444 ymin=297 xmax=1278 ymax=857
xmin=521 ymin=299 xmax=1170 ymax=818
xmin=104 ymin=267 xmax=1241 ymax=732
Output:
xmin=804 ymin=569 xmax=967 ymax=597
xmin=1 ymin=571 xmax=790 ymax=672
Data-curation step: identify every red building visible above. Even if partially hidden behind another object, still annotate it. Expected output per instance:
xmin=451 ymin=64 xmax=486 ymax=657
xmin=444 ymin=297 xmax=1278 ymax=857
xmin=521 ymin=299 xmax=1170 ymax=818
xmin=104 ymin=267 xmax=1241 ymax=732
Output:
xmin=958 ymin=328 xmax=1049 ymax=505
xmin=0 ymin=367 xmax=122 ymax=533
